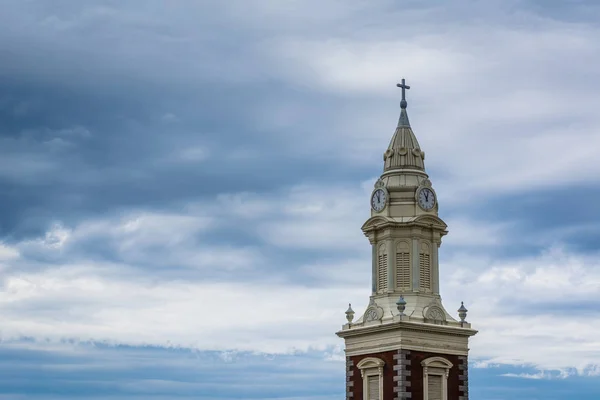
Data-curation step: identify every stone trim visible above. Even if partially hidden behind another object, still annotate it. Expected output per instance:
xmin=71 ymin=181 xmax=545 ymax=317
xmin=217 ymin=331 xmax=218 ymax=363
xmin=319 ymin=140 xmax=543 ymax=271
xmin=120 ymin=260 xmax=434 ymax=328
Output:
xmin=337 ymin=320 xmax=478 ymax=339
xmin=357 ymin=357 xmax=385 ymax=400
xmin=421 ymin=357 xmax=452 ymax=400
xmin=393 ymin=349 xmax=412 ymax=399
xmin=346 ymin=357 xmax=354 ymax=399
xmin=458 ymin=356 xmax=469 ymax=400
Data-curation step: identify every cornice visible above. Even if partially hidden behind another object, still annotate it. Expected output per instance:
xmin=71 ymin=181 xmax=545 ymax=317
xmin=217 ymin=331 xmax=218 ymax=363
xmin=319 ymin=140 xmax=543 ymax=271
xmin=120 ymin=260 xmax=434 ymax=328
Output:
xmin=344 ymin=341 xmax=471 ymax=357
xmin=336 ymin=320 xmax=478 ymax=340
xmin=381 ymin=168 xmax=428 ymax=178
xmin=361 ymin=215 xmax=448 ymax=235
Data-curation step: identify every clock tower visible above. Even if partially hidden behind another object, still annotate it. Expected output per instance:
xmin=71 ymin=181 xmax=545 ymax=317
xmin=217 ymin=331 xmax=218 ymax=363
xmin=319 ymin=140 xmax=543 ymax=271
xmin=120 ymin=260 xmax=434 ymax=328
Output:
xmin=337 ymin=80 xmax=476 ymax=400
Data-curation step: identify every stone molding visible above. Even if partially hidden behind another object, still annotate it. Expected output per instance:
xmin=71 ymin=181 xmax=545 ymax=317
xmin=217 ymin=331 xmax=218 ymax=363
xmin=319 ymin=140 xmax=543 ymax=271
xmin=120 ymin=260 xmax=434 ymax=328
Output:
xmin=340 ymin=323 xmax=472 ymax=358
xmin=393 ymin=349 xmax=412 ymax=400
xmin=421 ymin=357 xmax=453 ymax=400
xmin=346 ymin=357 xmax=354 ymax=399
xmin=458 ymin=356 xmax=469 ymax=400
xmin=338 ymin=319 xmax=477 ymax=339
xmin=356 ymin=357 xmax=385 ymax=400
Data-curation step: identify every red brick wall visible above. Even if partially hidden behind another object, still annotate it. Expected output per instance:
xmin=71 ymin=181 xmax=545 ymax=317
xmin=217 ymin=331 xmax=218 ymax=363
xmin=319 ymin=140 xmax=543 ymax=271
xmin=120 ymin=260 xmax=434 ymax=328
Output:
xmin=347 ymin=349 xmax=468 ymax=400
xmin=349 ymin=350 xmax=396 ymax=399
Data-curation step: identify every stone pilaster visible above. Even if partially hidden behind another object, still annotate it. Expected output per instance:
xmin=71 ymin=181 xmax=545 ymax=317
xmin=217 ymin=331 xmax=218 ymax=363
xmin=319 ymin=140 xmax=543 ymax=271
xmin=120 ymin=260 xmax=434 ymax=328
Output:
xmin=393 ymin=349 xmax=412 ymax=399
xmin=458 ymin=356 xmax=469 ymax=400
xmin=346 ymin=356 xmax=354 ymax=399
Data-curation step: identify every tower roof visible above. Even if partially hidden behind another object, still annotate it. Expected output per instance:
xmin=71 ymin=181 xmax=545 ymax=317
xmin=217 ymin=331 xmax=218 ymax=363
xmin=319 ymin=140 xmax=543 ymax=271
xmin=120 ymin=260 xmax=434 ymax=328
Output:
xmin=383 ymin=80 xmax=425 ymax=172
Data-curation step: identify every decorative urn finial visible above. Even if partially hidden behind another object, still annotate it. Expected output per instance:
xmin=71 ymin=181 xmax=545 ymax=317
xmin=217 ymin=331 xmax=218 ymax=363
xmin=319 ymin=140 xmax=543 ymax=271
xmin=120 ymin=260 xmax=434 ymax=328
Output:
xmin=458 ymin=301 xmax=468 ymax=324
xmin=396 ymin=295 xmax=407 ymax=316
xmin=345 ymin=303 xmax=355 ymax=323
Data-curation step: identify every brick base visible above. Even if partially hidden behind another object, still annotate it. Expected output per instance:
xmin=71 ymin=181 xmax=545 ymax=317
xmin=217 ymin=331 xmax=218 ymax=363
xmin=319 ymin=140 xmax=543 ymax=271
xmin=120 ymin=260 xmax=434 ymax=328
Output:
xmin=346 ymin=350 xmax=468 ymax=400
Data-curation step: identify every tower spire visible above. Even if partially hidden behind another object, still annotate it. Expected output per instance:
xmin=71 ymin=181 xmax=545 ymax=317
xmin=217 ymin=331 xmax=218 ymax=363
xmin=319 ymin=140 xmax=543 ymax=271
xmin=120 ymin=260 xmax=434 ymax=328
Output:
xmin=396 ymin=78 xmax=411 ymax=127
xmin=384 ymin=78 xmax=423 ymax=172
xmin=337 ymin=80 xmax=477 ymax=400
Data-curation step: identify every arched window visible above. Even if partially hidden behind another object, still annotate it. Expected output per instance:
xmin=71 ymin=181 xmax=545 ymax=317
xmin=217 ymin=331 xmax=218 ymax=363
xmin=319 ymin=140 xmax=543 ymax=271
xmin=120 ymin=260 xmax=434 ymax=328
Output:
xmin=395 ymin=240 xmax=411 ymax=290
xmin=357 ymin=357 xmax=384 ymax=400
xmin=377 ymin=243 xmax=388 ymax=292
xmin=419 ymin=241 xmax=431 ymax=292
xmin=421 ymin=356 xmax=453 ymax=400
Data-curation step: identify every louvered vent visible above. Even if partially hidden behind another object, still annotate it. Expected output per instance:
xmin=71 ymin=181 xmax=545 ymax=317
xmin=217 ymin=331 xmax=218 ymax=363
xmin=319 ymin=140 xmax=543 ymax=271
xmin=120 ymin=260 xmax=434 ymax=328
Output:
xmin=368 ymin=375 xmax=380 ymax=400
xmin=419 ymin=253 xmax=431 ymax=291
xmin=396 ymin=252 xmax=410 ymax=289
xmin=377 ymin=253 xmax=388 ymax=292
xmin=427 ymin=375 xmax=442 ymax=400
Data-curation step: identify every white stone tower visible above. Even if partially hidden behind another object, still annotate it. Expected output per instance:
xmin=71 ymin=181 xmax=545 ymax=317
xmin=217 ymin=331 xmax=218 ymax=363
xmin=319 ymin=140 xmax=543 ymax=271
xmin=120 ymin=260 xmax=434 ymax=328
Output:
xmin=337 ymin=80 xmax=477 ymax=400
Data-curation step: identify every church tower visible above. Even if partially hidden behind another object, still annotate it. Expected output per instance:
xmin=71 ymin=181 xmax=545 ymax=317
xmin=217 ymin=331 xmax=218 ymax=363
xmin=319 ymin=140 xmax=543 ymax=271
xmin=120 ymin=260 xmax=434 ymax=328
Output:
xmin=337 ymin=80 xmax=476 ymax=400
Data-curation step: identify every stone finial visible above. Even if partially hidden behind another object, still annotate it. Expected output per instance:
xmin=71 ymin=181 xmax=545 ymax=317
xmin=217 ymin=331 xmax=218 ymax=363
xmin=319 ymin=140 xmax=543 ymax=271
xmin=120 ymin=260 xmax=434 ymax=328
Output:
xmin=345 ymin=303 xmax=355 ymax=323
xmin=396 ymin=295 xmax=407 ymax=316
xmin=458 ymin=301 xmax=468 ymax=324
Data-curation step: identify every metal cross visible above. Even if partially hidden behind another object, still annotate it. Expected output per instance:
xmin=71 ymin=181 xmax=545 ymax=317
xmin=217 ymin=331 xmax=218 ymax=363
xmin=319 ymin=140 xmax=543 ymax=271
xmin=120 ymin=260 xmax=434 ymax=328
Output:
xmin=396 ymin=78 xmax=410 ymax=102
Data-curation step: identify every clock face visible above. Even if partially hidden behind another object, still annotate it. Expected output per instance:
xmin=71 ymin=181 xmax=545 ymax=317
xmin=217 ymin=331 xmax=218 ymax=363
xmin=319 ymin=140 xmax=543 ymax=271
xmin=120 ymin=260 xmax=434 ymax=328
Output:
xmin=418 ymin=188 xmax=436 ymax=210
xmin=371 ymin=189 xmax=387 ymax=212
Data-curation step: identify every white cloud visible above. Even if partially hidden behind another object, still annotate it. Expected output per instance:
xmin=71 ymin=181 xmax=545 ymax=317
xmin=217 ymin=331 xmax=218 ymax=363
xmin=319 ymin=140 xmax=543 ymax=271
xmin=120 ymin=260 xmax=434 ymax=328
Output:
xmin=258 ymin=6 xmax=600 ymax=198
xmin=1 ymin=0 xmax=600 ymax=387
xmin=0 ymin=243 xmax=19 ymax=261
xmin=3 ymin=237 xmax=600 ymax=377
xmin=0 ymin=265 xmax=357 ymax=354
xmin=501 ymin=371 xmax=564 ymax=380
xmin=0 ymin=183 xmax=367 ymax=354
xmin=1 ymin=183 xmax=599 ymax=377
xmin=20 ymin=212 xmax=212 ymax=252
xmin=212 ymin=184 xmax=371 ymax=251
xmin=273 ymin=38 xmax=473 ymax=96
xmin=14 ymin=211 xmax=267 ymax=273
xmin=4 ymin=0 xmax=600 ymax=198
xmin=442 ymin=217 xmax=514 ymax=247
xmin=442 ymin=246 xmax=600 ymax=376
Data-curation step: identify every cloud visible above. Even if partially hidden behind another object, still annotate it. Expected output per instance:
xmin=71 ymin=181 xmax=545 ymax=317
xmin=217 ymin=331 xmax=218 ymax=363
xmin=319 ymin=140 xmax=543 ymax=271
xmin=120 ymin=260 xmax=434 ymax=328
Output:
xmin=0 ymin=1 xmax=599 ymax=398
xmin=0 ymin=257 xmax=357 ymax=355
xmin=442 ymin=246 xmax=600 ymax=375
xmin=0 ymin=243 xmax=19 ymax=261
xmin=0 ymin=182 xmax=598 ymax=378
xmin=501 ymin=370 xmax=568 ymax=380
xmin=442 ymin=217 xmax=514 ymax=248
xmin=256 ymin=185 xmax=370 ymax=250
xmin=258 ymin=5 xmax=600 ymax=197
xmin=0 ymin=341 xmax=345 ymax=399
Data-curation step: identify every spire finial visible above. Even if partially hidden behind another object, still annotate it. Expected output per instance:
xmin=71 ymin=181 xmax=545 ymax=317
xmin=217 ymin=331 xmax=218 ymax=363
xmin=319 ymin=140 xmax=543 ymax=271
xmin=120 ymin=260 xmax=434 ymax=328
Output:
xmin=396 ymin=79 xmax=411 ymax=127
xmin=396 ymin=78 xmax=410 ymax=109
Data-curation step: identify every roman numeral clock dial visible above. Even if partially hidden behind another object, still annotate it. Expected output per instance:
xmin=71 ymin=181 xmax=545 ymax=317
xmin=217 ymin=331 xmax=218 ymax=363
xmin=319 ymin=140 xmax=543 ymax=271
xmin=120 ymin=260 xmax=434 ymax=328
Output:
xmin=371 ymin=188 xmax=387 ymax=212
xmin=417 ymin=187 xmax=436 ymax=211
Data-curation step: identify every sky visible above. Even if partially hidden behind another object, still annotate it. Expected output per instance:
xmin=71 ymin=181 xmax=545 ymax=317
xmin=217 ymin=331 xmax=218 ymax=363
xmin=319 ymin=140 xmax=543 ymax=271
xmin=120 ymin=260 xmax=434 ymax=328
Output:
xmin=0 ymin=0 xmax=599 ymax=399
